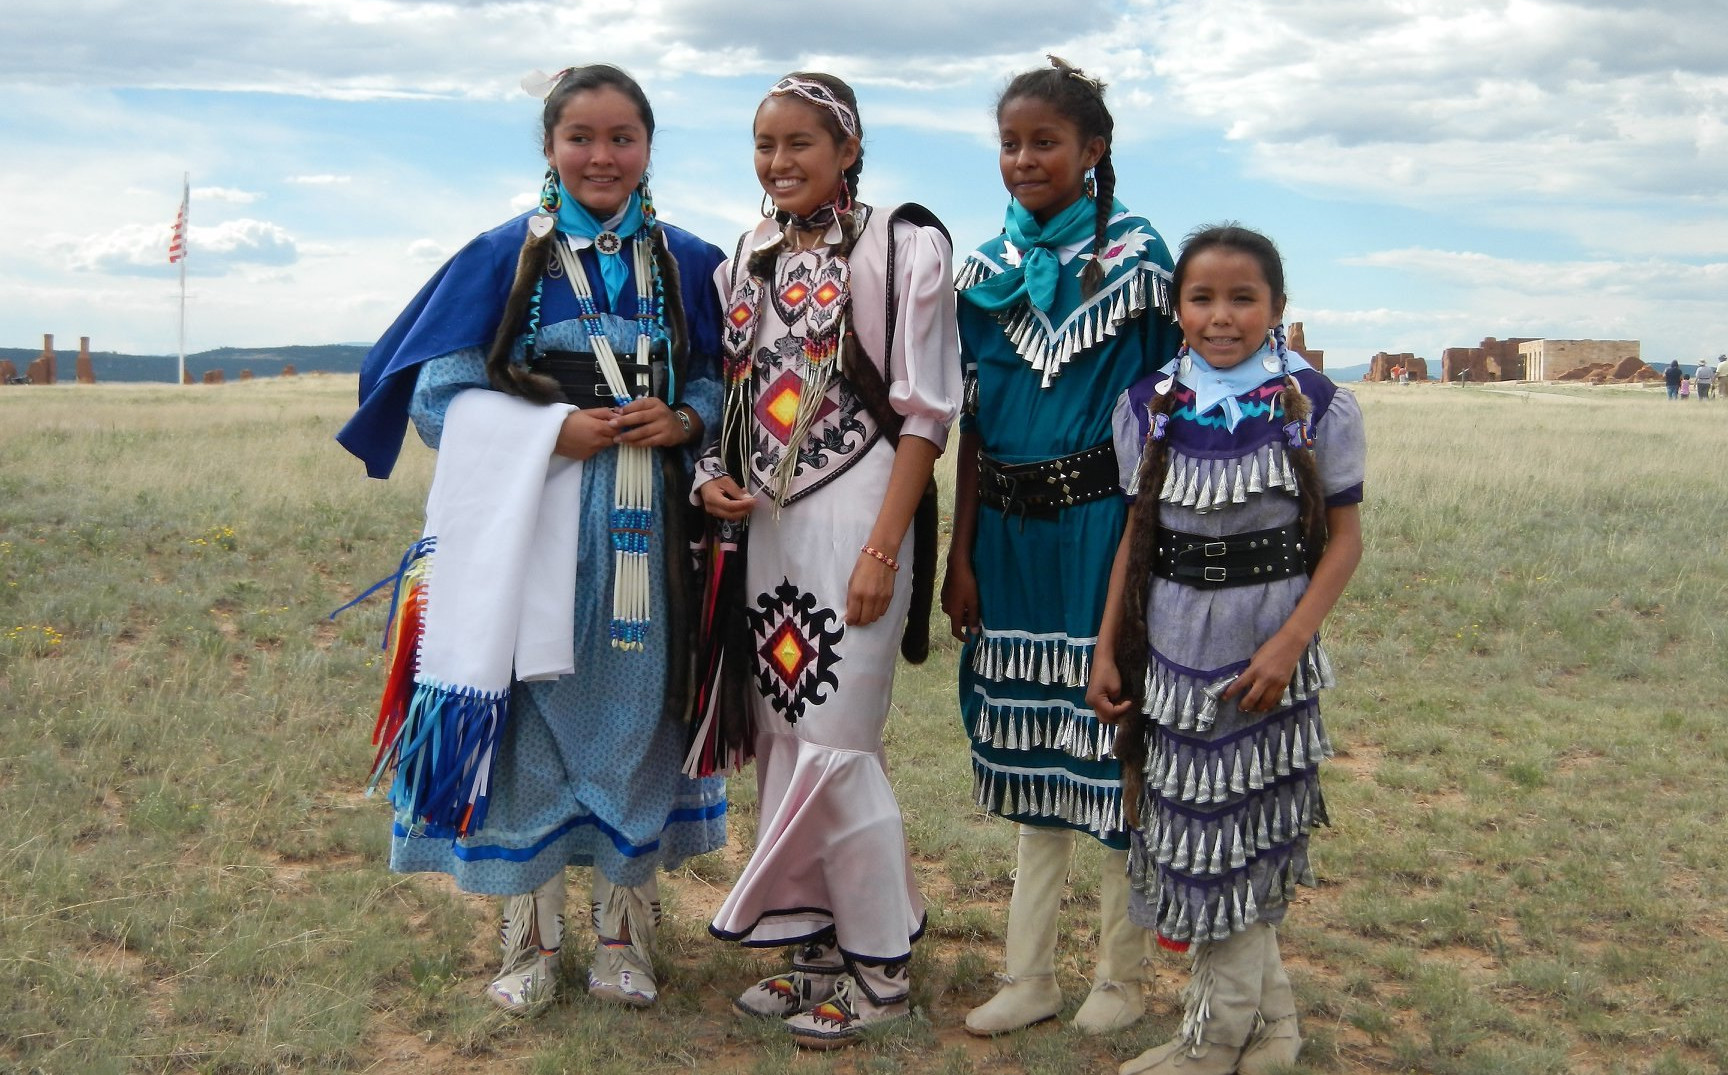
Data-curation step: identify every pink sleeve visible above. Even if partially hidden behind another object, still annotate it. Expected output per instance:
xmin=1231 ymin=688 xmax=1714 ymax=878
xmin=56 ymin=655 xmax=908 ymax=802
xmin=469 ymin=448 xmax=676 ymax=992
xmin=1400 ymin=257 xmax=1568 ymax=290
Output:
xmin=886 ymin=223 xmax=962 ymax=450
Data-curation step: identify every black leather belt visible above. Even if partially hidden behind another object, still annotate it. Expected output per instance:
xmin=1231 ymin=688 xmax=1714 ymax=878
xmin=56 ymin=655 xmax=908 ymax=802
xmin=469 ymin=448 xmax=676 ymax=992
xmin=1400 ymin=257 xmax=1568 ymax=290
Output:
xmin=979 ymin=443 xmax=1119 ymax=518
xmin=529 ymin=346 xmax=663 ymax=405
xmin=1154 ymin=525 xmax=1306 ymax=589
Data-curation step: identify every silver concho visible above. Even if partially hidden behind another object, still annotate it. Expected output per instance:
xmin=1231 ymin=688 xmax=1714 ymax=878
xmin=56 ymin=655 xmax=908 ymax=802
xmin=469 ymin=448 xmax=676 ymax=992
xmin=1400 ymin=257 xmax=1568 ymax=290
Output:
xmin=594 ymin=230 xmax=623 ymax=256
xmin=1262 ymin=353 xmax=1281 ymax=373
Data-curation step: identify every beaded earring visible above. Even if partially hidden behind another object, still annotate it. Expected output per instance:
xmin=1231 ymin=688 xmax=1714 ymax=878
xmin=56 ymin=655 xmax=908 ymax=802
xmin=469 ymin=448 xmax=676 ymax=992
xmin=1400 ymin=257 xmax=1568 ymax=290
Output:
xmin=1084 ymin=169 xmax=1097 ymax=198
xmin=539 ymin=167 xmax=561 ymax=214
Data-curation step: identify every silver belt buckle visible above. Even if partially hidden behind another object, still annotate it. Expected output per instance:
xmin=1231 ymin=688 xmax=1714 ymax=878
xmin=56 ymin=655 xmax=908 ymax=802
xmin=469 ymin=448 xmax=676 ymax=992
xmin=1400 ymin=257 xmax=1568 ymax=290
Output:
xmin=1204 ymin=541 xmax=1227 ymax=557
xmin=1204 ymin=566 xmax=1227 ymax=582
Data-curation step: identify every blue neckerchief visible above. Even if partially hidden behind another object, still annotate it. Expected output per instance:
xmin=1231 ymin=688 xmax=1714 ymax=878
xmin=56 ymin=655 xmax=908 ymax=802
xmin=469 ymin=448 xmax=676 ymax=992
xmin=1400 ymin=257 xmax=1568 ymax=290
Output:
xmin=964 ymin=195 xmax=1117 ymax=314
xmin=555 ymin=184 xmax=643 ymax=307
xmin=1161 ymin=340 xmax=1315 ymax=431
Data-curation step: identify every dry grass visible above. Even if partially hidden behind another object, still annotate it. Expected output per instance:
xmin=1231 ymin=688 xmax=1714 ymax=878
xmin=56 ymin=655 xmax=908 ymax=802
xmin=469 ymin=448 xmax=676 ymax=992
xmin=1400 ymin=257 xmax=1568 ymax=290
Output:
xmin=3 ymin=376 xmax=1726 ymax=1074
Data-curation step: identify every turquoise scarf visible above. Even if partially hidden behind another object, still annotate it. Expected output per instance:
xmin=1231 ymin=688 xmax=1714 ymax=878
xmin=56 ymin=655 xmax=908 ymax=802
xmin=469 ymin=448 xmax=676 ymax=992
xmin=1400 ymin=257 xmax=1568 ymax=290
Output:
xmin=555 ymin=183 xmax=643 ymax=307
xmin=963 ymin=195 xmax=1118 ymax=314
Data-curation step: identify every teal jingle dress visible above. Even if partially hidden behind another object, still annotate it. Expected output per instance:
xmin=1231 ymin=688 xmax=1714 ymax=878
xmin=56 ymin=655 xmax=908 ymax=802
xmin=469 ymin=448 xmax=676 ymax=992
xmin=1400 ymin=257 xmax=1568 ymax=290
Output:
xmin=956 ymin=200 xmax=1181 ymax=848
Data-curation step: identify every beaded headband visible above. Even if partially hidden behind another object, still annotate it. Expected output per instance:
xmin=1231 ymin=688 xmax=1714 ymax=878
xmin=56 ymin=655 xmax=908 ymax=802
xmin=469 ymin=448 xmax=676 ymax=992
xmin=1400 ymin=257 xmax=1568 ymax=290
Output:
xmin=767 ymin=76 xmax=859 ymax=139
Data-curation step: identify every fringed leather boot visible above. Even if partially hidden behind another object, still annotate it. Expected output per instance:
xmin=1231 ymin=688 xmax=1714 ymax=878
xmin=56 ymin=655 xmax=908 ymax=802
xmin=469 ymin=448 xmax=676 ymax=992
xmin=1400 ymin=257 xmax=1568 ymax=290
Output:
xmin=1119 ymin=923 xmax=1267 ymax=1075
xmin=587 ymin=871 xmax=660 ymax=1007
xmin=486 ymin=871 xmax=565 ymax=1014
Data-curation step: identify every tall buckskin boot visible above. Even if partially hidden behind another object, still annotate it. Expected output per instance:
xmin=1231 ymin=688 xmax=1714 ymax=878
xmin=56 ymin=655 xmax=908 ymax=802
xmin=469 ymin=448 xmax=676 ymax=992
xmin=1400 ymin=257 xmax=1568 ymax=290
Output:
xmin=486 ymin=871 xmax=565 ymax=1013
xmin=588 ymin=871 xmax=660 ymax=1007
xmin=1239 ymin=926 xmax=1301 ymax=1075
xmin=965 ymin=824 xmax=1073 ymax=1036
xmin=1073 ymin=848 xmax=1153 ymax=1034
xmin=1119 ymin=923 xmax=1267 ymax=1075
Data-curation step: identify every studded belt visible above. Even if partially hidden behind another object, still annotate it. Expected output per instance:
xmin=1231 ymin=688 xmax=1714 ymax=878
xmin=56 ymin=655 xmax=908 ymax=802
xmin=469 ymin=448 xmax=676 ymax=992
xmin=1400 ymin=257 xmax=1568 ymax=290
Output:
xmin=1153 ymin=525 xmax=1306 ymax=589
xmin=978 ymin=442 xmax=1120 ymax=519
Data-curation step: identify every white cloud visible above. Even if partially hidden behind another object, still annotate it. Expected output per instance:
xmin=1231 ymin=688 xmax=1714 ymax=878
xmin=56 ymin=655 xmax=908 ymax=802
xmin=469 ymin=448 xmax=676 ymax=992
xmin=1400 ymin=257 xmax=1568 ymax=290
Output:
xmin=193 ymin=186 xmax=261 ymax=203
xmin=40 ymin=219 xmax=299 ymax=277
xmin=286 ymin=174 xmax=352 ymax=185
xmin=1136 ymin=0 xmax=1728 ymax=216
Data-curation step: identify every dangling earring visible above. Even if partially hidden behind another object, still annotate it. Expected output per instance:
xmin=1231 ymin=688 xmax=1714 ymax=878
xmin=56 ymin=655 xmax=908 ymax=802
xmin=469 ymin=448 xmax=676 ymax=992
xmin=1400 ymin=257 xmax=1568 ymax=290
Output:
xmin=760 ymin=191 xmax=776 ymax=218
xmin=539 ymin=167 xmax=561 ymax=214
xmin=1084 ymin=169 xmax=1097 ymax=198
xmin=637 ymin=178 xmax=659 ymax=233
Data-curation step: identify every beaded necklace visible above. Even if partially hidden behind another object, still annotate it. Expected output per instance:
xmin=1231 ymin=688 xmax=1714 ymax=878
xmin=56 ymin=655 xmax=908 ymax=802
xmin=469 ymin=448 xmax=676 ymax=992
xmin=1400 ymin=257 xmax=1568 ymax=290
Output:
xmin=546 ymin=225 xmax=663 ymax=651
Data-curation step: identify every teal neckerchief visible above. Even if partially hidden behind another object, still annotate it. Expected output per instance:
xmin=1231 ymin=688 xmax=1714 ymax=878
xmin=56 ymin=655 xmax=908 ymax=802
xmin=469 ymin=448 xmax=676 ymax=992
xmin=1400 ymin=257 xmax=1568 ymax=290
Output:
xmin=555 ymin=183 xmax=643 ymax=307
xmin=1162 ymin=341 xmax=1315 ymax=431
xmin=963 ymin=195 xmax=1112 ymax=314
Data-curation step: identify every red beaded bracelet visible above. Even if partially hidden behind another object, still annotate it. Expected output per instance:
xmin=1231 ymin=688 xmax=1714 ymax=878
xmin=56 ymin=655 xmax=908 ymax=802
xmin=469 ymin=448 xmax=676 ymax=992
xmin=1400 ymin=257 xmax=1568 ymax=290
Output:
xmin=861 ymin=544 xmax=900 ymax=572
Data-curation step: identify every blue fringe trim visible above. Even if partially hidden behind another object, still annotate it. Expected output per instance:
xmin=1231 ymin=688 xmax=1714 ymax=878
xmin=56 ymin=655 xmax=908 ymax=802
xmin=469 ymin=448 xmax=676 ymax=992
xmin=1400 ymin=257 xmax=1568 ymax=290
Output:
xmin=384 ymin=678 xmax=510 ymax=837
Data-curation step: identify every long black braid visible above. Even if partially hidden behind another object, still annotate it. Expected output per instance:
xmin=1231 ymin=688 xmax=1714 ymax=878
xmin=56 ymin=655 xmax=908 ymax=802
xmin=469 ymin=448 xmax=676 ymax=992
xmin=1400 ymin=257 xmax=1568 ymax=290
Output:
xmin=998 ymin=54 xmax=1116 ymax=296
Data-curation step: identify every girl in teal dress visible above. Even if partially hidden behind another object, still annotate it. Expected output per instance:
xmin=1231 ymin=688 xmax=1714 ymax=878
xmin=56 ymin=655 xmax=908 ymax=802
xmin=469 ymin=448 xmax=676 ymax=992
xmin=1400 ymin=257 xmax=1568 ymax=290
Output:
xmin=942 ymin=56 xmax=1182 ymax=1037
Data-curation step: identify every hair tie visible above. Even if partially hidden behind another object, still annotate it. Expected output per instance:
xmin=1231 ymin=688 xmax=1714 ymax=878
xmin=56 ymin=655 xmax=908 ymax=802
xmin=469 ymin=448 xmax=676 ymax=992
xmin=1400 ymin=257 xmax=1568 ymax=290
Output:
xmin=768 ymin=76 xmax=859 ymax=138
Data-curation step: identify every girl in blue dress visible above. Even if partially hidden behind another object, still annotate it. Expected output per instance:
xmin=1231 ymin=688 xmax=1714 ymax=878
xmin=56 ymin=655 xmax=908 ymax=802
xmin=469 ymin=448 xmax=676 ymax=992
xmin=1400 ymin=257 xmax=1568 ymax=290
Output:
xmin=943 ymin=56 xmax=1181 ymax=1037
xmin=338 ymin=64 xmax=727 ymax=1015
xmin=1089 ymin=225 xmax=1365 ymax=1074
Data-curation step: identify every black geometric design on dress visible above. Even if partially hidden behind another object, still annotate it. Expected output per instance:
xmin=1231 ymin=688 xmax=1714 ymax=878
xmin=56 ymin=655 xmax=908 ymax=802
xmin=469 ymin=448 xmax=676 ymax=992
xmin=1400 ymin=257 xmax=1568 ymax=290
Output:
xmin=745 ymin=577 xmax=844 ymax=725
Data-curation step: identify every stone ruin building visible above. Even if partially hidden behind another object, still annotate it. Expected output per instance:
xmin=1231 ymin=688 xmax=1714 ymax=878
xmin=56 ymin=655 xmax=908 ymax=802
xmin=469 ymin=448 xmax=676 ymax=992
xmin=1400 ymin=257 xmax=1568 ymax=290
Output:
xmin=27 ymin=333 xmax=57 ymax=385
xmin=1441 ymin=337 xmax=1532 ymax=383
xmin=1519 ymin=339 xmax=1643 ymax=382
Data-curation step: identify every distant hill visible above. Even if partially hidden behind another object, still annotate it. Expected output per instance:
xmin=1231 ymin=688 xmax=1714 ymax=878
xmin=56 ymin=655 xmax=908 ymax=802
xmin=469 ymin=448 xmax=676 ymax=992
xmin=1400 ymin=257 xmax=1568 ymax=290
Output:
xmin=0 ymin=343 xmax=371 ymax=383
xmin=1325 ymin=362 xmax=1372 ymax=381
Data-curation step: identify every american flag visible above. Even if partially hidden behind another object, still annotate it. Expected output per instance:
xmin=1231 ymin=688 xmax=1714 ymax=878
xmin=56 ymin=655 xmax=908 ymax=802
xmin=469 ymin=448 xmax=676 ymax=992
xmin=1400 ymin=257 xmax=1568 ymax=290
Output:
xmin=168 ymin=178 xmax=188 ymax=264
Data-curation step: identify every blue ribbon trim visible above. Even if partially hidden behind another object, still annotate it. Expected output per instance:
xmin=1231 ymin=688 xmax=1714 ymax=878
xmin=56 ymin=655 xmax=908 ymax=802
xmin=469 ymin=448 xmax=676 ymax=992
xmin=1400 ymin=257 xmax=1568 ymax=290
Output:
xmin=394 ymin=799 xmax=728 ymax=861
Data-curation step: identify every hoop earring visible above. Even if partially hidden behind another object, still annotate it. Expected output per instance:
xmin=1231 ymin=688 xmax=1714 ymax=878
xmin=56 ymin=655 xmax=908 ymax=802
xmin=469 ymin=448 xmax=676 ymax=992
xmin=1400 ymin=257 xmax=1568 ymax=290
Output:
xmin=540 ymin=167 xmax=561 ymax=213
xmin=760 ymin=191 xmax=776 ymax=218
xmin=1084 ymin=170 xmax=1097 ymax=198
xmin=834 ymin=179 xmax=853 ymax=215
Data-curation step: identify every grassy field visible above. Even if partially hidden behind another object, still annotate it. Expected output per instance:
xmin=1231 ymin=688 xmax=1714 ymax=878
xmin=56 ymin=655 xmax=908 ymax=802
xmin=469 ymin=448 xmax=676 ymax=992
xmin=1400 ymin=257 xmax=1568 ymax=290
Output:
xmin=3 ymin=376 xmax=1727 ymax=1074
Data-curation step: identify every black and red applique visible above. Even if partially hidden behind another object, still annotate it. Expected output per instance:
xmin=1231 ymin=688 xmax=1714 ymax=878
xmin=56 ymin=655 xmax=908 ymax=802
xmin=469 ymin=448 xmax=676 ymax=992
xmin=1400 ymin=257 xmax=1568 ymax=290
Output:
xmin=746 ymin=578 xmax=844 ymax=724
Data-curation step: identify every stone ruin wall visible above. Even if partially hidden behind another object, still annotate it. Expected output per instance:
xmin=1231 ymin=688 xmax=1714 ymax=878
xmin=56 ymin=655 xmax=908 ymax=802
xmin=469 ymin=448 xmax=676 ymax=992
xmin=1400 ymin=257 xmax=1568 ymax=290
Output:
xmin=1368 ymin=352 xmax=1428 ymax=381
xmin=1286 ymin=322 xmax=1325 ymax=371
xmin=1441 ymin=337 xmax=1533 ymax=383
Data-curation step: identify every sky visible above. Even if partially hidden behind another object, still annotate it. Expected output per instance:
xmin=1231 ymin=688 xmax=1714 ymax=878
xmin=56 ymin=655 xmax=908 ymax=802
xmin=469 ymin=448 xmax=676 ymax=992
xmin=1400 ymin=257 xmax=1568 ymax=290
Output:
xmin=2 ymin=0 xmax=1725 ymax=367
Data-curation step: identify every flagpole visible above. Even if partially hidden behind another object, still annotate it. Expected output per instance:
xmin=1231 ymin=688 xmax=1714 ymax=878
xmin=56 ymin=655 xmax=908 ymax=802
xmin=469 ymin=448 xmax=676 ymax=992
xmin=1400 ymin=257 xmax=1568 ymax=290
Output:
xmin=177 ymin=172 xmax=188 ymax=386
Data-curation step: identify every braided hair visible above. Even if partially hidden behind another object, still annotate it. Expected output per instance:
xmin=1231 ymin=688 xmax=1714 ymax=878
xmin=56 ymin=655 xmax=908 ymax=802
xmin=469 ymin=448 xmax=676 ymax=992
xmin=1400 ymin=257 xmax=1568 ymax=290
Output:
xmin=486 ymin=64 xmax=671 ymax=403
xmin=997 ymin=54 xmax=1116 ymax=295
xmin=1112 ymin=224 xmax=1330 ymax=823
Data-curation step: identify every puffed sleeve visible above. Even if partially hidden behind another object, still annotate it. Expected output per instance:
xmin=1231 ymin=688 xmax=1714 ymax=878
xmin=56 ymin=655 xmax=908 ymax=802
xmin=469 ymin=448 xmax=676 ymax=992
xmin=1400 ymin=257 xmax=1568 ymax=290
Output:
xmin=1314 ymin=384 xmax=1366 ymax=506
xmin=886 ymin=223 xmax=962 ymax=449
xmin=1111 ymin=388 xmax=1144 ymax=498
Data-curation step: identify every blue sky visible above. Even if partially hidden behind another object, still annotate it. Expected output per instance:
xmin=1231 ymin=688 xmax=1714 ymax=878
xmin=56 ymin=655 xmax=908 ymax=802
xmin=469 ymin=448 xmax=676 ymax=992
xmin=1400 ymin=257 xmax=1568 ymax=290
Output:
xmin=3 ymin=0 xmax=1724 ymax=366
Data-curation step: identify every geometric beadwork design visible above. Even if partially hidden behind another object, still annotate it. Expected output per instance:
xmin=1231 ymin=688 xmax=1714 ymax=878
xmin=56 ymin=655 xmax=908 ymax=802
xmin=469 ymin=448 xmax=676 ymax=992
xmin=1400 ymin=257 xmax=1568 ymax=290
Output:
xmin=754 ymin=369 xmax=838 ymax=445
xmin=745 ymin=577 xmax=844 ymax=725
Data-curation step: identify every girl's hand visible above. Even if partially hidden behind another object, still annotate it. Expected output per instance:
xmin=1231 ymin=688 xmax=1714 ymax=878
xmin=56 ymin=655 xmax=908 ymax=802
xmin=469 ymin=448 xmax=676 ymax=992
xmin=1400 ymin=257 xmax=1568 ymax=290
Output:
xmin=613 ymin=398 xmax=690 ymax=447
xmin=845 ymin=552 xmax=896 ymax=627
xmin=940 ymin=557 xmax=982 ymax=640
xmin=1086 ymin=652 xmax=1136 ymax=725
xmin=554 ymin=408 xmax=619 ymax=461
xmin=698 ymin=475 xmax=757 ymax=521
xmin=1221 ymin=631 xmax=1307 ymax=714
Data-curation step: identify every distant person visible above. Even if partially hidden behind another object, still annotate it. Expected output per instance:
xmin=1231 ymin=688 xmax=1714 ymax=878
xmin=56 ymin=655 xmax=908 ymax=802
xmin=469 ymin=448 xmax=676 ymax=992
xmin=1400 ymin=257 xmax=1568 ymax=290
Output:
xmin=1398 ymin=364 xmax=1410 ymax=385
xmin=1389 ymin=362 xmax=1402 ymax=383
xmin=1665 ymin=360 xmax=1683 ymax=400
xmin=1089 ymin=225 xmax=1364 ymax=1075
xmin=1681 ymin=376 xmax=1692 ymax=399
xmin=1716 ymin=355 xmax=1728 ymax=392
xmin=336 ymin=64 xmax=728 ymax=1014
xmin=1695 ymin=359 xmax=1716 ymax=401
